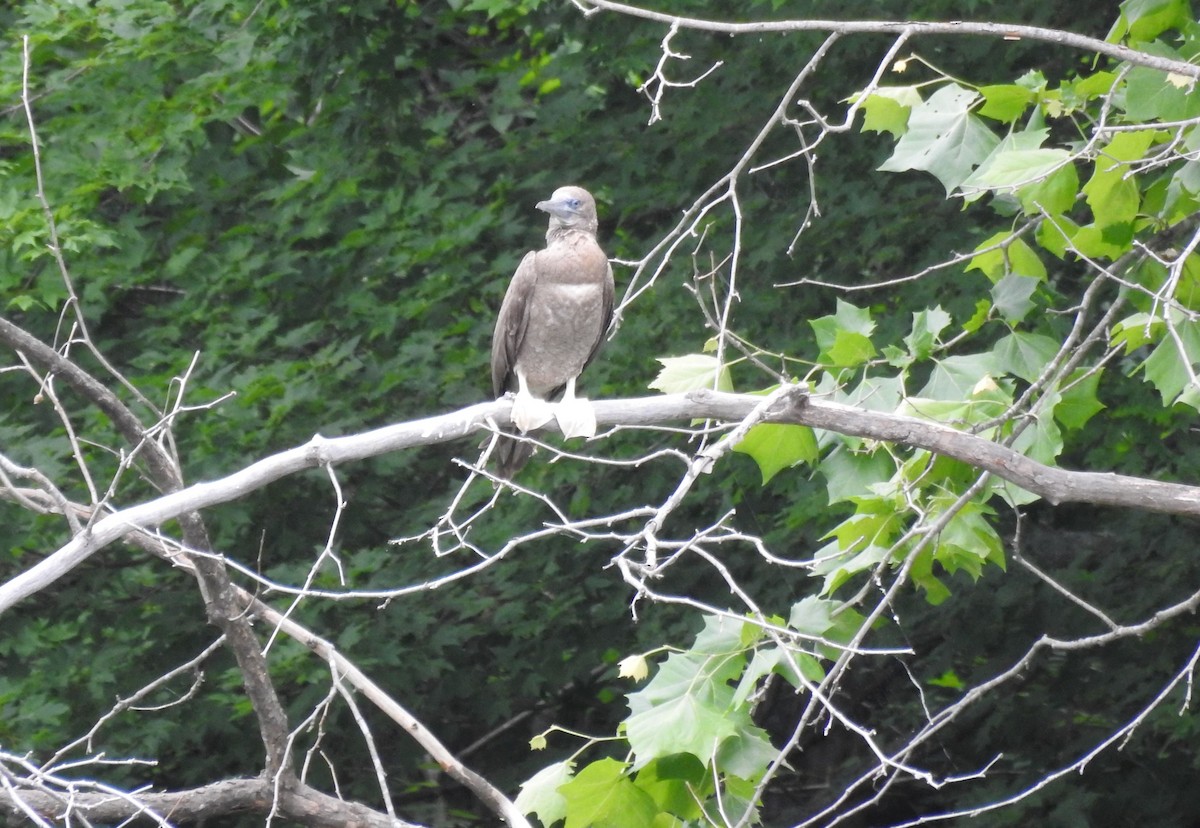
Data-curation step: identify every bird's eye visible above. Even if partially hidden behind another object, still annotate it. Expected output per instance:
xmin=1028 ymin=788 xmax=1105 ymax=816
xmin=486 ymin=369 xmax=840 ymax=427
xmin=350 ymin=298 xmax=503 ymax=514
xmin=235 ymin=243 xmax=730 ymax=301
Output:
xmin=567 ymin=198 xmax=582 ymax=209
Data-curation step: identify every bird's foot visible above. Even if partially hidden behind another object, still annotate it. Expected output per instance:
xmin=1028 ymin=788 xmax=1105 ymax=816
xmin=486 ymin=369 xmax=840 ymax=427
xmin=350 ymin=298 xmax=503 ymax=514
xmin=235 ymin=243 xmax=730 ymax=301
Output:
xmin=511 ymin=392 xmax=555 ymax=433
xmin=555 ymin=395 xmax=598 ymax=439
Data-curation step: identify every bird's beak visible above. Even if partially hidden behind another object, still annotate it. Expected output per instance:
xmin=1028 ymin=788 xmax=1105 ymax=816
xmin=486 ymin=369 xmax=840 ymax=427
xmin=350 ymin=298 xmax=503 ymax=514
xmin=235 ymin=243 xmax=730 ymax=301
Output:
xmin=536 ymin=198 xmax=575 ymax=220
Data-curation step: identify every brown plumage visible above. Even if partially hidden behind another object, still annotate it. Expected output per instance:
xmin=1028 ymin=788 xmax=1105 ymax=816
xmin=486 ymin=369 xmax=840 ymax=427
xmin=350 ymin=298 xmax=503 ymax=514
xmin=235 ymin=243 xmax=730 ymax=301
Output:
xmin=490 ymin=186 xmax=614 ymax=477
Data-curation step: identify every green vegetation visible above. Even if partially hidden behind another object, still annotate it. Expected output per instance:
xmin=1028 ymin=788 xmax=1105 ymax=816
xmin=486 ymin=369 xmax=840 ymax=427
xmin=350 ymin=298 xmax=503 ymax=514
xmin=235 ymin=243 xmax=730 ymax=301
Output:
xmin=4 ymin=0 xmax=1200 ymax=825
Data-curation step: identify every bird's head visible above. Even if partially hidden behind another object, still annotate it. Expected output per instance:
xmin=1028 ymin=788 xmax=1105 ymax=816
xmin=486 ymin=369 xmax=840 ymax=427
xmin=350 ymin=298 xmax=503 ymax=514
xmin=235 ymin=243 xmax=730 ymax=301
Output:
xmin=537 ymin=186 xmax=599 ymax=235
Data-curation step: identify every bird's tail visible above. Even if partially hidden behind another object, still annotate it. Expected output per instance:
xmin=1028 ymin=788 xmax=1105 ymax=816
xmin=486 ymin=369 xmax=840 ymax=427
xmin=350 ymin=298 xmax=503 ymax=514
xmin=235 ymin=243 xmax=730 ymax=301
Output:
xmin=494 ymin=433 xmax=533 ymax=478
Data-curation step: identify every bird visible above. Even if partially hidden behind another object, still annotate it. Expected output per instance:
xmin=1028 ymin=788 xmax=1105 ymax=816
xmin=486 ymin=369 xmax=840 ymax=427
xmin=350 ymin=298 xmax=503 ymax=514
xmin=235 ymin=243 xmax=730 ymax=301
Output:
xmin=490 ymin=185 xmax=614 ymax=478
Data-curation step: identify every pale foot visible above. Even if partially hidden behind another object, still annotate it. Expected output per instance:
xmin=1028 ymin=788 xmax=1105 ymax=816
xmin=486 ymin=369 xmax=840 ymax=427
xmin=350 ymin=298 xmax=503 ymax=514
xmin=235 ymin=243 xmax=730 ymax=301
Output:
xmin=555 ymin=395 xmax=597 ymax=439
xmin=511 ymin=391 xmax=554 ymax=433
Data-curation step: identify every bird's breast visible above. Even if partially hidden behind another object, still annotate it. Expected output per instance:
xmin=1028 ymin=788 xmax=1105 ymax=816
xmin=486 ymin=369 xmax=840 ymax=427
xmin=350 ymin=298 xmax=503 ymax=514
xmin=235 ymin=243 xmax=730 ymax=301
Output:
xmin=515 ymin=280 xmax=607 ymax=395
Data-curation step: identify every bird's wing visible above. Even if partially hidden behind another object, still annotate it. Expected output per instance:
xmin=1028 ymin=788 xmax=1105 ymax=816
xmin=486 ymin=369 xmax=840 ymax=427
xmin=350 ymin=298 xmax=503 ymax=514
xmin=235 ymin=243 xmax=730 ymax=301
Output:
xmin=491 ymin=250 xmax=539 ymax=398
xmin=581 ymin=260 xmax=615 ymax=373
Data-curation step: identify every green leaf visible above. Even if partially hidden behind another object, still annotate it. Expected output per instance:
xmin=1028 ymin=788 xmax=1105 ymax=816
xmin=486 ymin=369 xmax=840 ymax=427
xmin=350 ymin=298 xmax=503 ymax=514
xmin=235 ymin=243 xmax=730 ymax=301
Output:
xmin=820 ymin=445 xmax=896 ymax=505
xmin=1017 ymin=162 xmax=1079 ymax=215
xmin=625 ymin=693 xmax=739 ymax=770
xmin=1036 ymin=213 xmax=1078 ymax=258
xmin=962 ymin=130 xmax=1070 ymax=196
xmin=810 ymin=299 xmax=877 ymax=367
xmin=633 ymin=757 xmax=706 ymax=820
xmin=878 ymin=83 xmax=1001 ymax=194
xmin=932 ymin=498 xmax=1005 ymax=578
xmin=716 ymin=723 xmax=778 ymax=780
xmin=904 ymin=306 xmax=953 ymax=360
xmin=1124 ymin=63 xmax=1200 ymax=122
xmin=921 ymin=353 xmax=1001 ymax=399
xmin=732 ymin=645 xmax=823 ymax=709
xmin=517 ymin=761 xmax=575 ymax=826
xmin=1083 ymin=131 xmax=1158 ymax=230
xmin=910 ymin=546 xmax=952 ymax=605
xmin=856 ymin=86 xmax=922 ymax=137
xmin=929 ymin=670 xmax=965 ymax=690
xmin=1010 ymin=402 xmax=1064 ymax=464
xmin=1109 ymin=0 xmax=1191 ymax=43
xmin=991 ymin=273 xmax=1040 ymax=323
xmin=628 ymin=621 xmax=744 ymax=721
xmin=977 ymin=83 xmax=1035 ymax=122
xmin=966 ymin=232 xmax=1045 ymax=284
xmin=1111 ymin=312 xmax=1164 ymax=353
xmin=560 ymin=758 xmax=659 ymax=828
xmin=1139 ymin=315 xmax=1200 ymax=407
xmin=992 ymin=331 xmax=1060 ymax=383
xmin=733 ymin=423 xmax=819 ymax=484
xmin=1055 ymin=368 xmax=1106 ymax=431
xmin=963 ymin=298 xmax=991 ymax=333
xmin=691 ymin=614 xmax=746 ymax=655
xmin=964 ymin=232 xmax=1012 ymax=280
xmin=787 ymin=595 xmax=844 ymax=637
xmin=1070 ymin=222 xmax=1130 ymax=259
xmin=649 ymin=354 xmax=733 ymax=394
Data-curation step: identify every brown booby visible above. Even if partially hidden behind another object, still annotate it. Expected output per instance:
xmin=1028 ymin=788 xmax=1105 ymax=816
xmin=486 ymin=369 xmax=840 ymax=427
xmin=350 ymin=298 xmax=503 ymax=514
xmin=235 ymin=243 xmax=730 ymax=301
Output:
xmin=490 ymin=186 xmax=614 ymax=477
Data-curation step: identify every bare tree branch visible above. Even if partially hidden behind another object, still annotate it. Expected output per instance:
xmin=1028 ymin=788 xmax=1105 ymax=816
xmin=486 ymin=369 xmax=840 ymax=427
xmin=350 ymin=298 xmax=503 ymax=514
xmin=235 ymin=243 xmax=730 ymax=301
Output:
xmin=0 ymin=773 xmax=425 ymax=828
xmin=578 ymin=0 xmax=1200 ymax=79
xmin=4 ymin=387 xmax=1200 ymax=615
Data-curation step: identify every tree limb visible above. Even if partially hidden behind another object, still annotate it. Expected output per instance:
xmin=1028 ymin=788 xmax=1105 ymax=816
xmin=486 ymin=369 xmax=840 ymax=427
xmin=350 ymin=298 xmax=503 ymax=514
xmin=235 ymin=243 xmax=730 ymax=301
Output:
xmin=3 ymin=386 xmax=1199 ymax=616
xmin=0 ymin=314 xmax=293 ymax=774
xmin=0 ymin=775 xmax=424 ymax=828
xmin=578 ymin=0 xmax=1200 ymax=79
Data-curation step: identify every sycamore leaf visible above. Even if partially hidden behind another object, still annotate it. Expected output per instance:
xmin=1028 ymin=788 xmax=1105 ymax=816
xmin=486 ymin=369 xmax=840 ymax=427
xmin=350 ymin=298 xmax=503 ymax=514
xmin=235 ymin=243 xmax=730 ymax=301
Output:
xmin=961 ymin=129 xmax=1067 ymax=197
xmin=966 ymin=232 xmax=1046 ymax=284
xmin=977 ymin=83 xmax=1035 ymax=122
xmin=649 ymin=354 xmax=733 ymax=394
xmin=992 ymin=331 xmax=1060 ymax=383
xmin=733 ymin=423 xmax=818 ymax=485
xmin=1125 ymin=64 xmax=1200 ymax=121
xmin=921 ymin=353 xmax=1001 ymax=399
xmin=1055 ymin=368 xmax=1106 ymax=431
xmin=856 ymin=86 xmax=922 ymax=137
xmin=810 ymin=300 xmax=877 ymax=367
xmin=1111 ymin=312 xmax=1164 ymax=353
xmin=516 ymin=761 xmax=575 ymax=827
xmin=628 ymin=639 xmax=742 ymax=717
xmin=879 ymin=83 xmax=1000 ymax=194
xmin=1083 ymin=131 xmax=1157 ymax=230
xmin=910 ymin=546 xmax=953 ymax=605
xmin=633 ymin=758 xmax=705 ymax=820
xmin=903 ymin=306 xmax=953 ymax=360
xmin=1011 ymin=402 xmax=1064 ymax=465
xmin=625 ymin=694 xmax=739 ymax=770
xmin=1109 ymin=0 xmax=1190 ymax=42
xmin=788 ymin=594 xmax=869 ymax=658
xmin=559 ymin=758 xmax=658 ymax=828
xmin=732 ymin=645 xmax=822 ymax=708
xmin=931 ymin=498 xmax=1004 ymax=577
xmin=819 ymin=446 xmax=895 ymax=505
xmin=991 ymin=273 xmax=1040 ymax=324
xmin=716 ymin=723 xmax=779 ymax=780
xmin=1139 ymin=315 xmax=1200 ymax=407
xmin=1018 ymin=162 xmax=1079 ymax=215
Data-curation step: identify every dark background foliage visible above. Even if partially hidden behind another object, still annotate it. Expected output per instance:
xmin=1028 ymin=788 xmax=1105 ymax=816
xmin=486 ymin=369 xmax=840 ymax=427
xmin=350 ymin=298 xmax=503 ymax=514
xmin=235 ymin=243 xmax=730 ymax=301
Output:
xmin=2 ymin=1 xmax=1198 ymax=825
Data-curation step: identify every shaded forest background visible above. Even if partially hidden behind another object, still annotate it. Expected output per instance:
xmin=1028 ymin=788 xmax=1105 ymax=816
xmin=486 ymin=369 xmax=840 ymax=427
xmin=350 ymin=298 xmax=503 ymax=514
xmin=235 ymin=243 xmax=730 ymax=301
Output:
xmin=3 ymin=0 xmax=1200 ymax=825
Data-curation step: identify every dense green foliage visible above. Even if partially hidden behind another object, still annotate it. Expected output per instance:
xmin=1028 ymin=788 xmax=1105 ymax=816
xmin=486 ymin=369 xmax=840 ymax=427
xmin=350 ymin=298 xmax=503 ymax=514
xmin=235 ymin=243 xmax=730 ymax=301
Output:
xmin=3 ymin=0 xmax=1200 ymax=826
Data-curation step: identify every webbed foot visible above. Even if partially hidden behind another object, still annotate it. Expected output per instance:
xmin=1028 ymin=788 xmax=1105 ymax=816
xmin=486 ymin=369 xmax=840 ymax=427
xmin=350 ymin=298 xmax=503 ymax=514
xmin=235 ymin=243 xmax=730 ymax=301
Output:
xmin=511 ymin=392 xmax=555 ymax=433
xmin=555 ymin=395 xmax=597 ymax=439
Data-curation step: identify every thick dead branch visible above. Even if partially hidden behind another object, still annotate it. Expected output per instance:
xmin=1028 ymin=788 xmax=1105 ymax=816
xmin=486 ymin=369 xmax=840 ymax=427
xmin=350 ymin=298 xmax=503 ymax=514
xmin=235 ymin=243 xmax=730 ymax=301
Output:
xmin=0 ymin=315 xmax=292 ymax=774
xmin=3 ymin=386 xmax=1198 ymax=616
xmin=0 ymin=775 xmax=423 ymax=828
